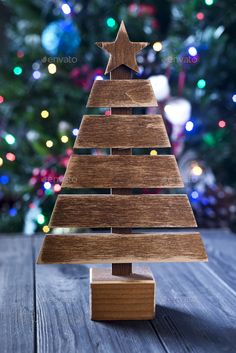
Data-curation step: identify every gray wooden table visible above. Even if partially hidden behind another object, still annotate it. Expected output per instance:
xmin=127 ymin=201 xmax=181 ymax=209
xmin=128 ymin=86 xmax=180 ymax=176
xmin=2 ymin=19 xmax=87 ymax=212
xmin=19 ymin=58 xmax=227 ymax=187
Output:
xmin=0 ymin=230 xmax=236 ymax=353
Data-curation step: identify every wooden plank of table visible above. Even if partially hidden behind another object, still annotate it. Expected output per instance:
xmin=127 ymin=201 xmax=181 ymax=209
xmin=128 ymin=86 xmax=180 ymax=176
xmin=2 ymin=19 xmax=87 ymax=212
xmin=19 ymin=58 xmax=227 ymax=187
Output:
xmin=0 ymin=237 xmax=35 ymax=353
xmin=35 ymin=237 xmax=167 ymax=353
xmin=74 ymin=115 xmax=171 ymax=148
xmin=149 ymin=248 xmax=236 ymax=353
xmin=86 ymin=80 xmax=157 ymax=107
xmin=37 ymin=233 xmax=207 ymax=264
xmin=35 ymin=230 xmax=236 ymax=352
xmin=202 ymin=229 xmax=236 ymax=292
xmin=49 ymin=194 xmax=197 ymax=228
xmin=62 ymin=155 xmax=184 ymax=189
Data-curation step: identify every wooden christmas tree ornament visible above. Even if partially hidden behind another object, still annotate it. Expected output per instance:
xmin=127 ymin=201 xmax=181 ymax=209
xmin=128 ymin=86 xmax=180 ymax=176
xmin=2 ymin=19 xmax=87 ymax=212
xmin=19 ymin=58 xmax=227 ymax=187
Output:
xmin=37 ymin=21 xmax=208 ymax=321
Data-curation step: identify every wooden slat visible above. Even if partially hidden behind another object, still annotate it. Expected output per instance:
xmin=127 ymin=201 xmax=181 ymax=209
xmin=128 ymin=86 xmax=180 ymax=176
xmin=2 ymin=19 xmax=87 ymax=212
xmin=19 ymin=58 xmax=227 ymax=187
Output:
xmin=49 ymin=194 xmax=197 ymax=228
xmin=37 ymin=232 xmax=207 ymax=264
xmin=0 ymin=237 xmax=34 ymax=353
xmin=86 ymin=80 xmax=157 ymax=107
xmin=74 ymin=115 xmax=170 ymax=148
xmin=62 ymin=155 xmax=184 ymax=188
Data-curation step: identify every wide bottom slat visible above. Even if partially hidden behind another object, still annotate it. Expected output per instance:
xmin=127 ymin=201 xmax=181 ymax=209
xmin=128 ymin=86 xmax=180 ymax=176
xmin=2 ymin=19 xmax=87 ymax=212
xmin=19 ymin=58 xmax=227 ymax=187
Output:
xmin=37 ymin=233 xmax=208 ymax=264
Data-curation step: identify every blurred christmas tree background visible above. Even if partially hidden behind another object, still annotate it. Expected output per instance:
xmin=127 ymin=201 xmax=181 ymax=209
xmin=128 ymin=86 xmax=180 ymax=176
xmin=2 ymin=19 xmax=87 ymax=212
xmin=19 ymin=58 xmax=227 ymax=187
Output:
xmin=0 ymin=0 xmax=236 ymax=234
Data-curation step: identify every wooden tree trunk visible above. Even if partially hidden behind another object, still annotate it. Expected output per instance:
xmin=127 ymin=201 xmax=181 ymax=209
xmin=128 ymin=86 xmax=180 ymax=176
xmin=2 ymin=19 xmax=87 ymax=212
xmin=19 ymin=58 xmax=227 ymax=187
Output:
xmin=110 ymin=65 xmax=132 ymax=276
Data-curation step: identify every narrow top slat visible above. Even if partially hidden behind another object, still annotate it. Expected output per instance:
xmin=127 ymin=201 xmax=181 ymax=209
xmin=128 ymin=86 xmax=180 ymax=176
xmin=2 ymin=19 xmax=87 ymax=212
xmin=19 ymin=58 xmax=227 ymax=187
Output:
xmin=86 ymin=80 xmax=157 ymax=107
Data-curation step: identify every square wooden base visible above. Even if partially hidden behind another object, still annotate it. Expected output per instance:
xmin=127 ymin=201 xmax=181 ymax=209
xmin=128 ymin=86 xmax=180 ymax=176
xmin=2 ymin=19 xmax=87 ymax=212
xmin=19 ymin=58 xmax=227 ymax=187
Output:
xmin=90 ymin=266 xmax=156 ymax=321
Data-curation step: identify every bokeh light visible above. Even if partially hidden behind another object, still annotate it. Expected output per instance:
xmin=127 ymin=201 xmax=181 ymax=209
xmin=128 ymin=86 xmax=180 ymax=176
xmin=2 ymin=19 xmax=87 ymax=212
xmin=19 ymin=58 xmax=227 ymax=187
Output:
xmin=153 ymin=42 xmax=162 ymax=52
xmin=41 ymin=110 xmax=49 ymax=118
xmin=48 ymin=63 xmax=57 ymax=74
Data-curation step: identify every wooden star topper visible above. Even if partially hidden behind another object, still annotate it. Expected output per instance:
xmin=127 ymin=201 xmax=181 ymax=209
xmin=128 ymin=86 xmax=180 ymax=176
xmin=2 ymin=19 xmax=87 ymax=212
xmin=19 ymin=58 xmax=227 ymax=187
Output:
xmin=96 ymin=21 xmax=149 ymax=74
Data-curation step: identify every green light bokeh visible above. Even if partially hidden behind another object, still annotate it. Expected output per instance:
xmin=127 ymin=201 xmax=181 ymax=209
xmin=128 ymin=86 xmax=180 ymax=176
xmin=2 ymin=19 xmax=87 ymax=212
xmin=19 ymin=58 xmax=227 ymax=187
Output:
xmin=13 ymin=66 xmax=23 ymax=75
xmin=106 ymin=18 xmax=116 ymax=28
xmin=197 ymin=79 xmax=206 ymax=89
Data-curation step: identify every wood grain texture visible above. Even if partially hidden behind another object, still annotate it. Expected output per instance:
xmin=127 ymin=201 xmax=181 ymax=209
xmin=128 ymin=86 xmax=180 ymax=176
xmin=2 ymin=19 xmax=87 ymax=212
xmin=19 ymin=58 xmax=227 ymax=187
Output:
xmin=90 ymin=267 xmax=155 ymax=320
xmin=37 ymin=232 xmax=207 ymax=264
xmin=86 ymin=80 xmax=157 ymax=107
xmin=149 ymin=251 xmax=236 ymax=353
xmin=0 ymin=237 xmax=34 ymax=353
xmin=62 ymin=155 xmax=184 ymax=189
xmin=35 ymin=238 xmax=166 ymax=353
xmin=49 ymin=194 xmax=197 ymax=228
xmin=1 ymin=232 xmax=235 ymax=353
xmin=201 ymin=229 xmax=236 ymax=291
xmin=33 ymin=231 xmax=236 ymax=352
xmin=109 ymin=65 xmax=133 ymax=276
xmin=74 ymin=115 xmax=171 ymax=148
xmin=96 ymin=21 xmax=148 ymax=74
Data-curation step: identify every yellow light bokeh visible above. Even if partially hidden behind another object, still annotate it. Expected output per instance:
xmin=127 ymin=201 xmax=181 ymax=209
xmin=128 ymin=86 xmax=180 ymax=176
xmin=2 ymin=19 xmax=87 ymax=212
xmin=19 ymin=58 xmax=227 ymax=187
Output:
xmin=41 ymin=110 xmax=49 ymax=118
xmin=46 ymin=140 xmax=53 ymax=148
xmin=191 ymin=165 xmax=203 ymax=176
xmin=153 ymin=42 xmax=163 ymax=52
xmin=42 ymin=225 xmax=50 ymax=233
xmin=0 ymin=157 xmax=3 ymax=166
xmin=150 ymin=150 xmax=158 ymax=156
xmin=61 ymin=135 xmax=69 ymax=143
xmin=48 ymin=63 xmax=57 ymax=74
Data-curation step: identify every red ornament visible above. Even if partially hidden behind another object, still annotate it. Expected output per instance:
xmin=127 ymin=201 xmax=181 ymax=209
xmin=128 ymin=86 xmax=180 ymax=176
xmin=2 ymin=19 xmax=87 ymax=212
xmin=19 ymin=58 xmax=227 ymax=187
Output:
xmin=66 ymin=148 xmax=73 ymax=156
xmin=17 ymin=50 xmax=24 ymax=58
xmin=6 ymin=152 xmax=16 ymax=161
xmin=33 ymin=168 xmax=40 ymax=176
xmin=40 ymin=169 xmax=48 ymax=177
xmin=218 ymin=120 xmax=226 ymax=128
xmin=60 ymin=156 xmax=69 ymax=168
xmin=139 ymin=4 xmax=156 ymax=16
xmin=128 ymin=3 xmax=156 ymax=16
xmin=70 ymin=65 xmax=103 ymax=91
xmin=37 ymin=189 xmax=44 ymax=197
xmin=196 ymin=12 xmax=204 ymax=20
xmin=151 ymin=19 xmax=159 ymax=30
xmin=58 ymin=175 xmax=64 ymax=183
xmin=29 ymin=177 xmax=37 ymax=185
xmin=54 ymin=184 xmax=61 ymax=192
xmin=94 ymin=68 xmax=103 ymax=77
